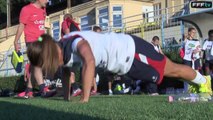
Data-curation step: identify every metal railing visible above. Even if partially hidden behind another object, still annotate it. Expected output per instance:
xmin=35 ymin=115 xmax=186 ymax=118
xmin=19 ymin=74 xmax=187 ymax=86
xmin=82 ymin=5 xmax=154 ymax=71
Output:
xmin=0 ymin=42 xmax=27 ymax=77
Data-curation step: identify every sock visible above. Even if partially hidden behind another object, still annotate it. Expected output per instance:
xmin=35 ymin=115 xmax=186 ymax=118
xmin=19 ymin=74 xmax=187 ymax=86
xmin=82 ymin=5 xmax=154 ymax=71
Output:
xmin=39 ymin=84 xmax=46 ymax=92
xmin=122 ymin=83 xmax=126 ymax=89
xmin=191 ymin=71 xmax=206 ymax=85
xmin=109 ymin=89 xmax=112 ymax=94
xmin=25 ymin=87 xmax=32 ymax=93
xmin=134 ymin=86 xmax=141 ymax=92
xmin=136 ymin=80 xmax=142 ymax=86
xmin=71 ymin=83 xmax=79 ymax=91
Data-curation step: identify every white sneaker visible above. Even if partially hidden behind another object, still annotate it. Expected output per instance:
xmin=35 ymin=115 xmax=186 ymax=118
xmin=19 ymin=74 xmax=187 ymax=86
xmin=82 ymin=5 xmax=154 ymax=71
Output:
xmin=109 ymin=89 xmax=113 ymax=95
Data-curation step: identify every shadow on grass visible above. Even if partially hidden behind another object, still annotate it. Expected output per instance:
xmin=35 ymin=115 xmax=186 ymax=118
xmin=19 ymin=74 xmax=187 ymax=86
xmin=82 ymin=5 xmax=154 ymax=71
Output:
xmin=48 ymin=95 xmax=122 ymax=101
xmin=90 ymin=95 xmax=123 ymax=99
xmin=0 ymin=101 xmax=105 ymax=120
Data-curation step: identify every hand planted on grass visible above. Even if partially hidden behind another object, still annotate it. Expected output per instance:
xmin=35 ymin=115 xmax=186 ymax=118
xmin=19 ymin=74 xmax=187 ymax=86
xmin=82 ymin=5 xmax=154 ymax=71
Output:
xmin=80 ymin=97 xmax=89 ymax=103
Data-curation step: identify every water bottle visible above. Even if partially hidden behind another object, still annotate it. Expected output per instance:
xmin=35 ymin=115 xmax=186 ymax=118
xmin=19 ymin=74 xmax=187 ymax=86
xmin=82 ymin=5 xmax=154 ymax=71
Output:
xmin=168 ymin=93 xmax=200 ymax=103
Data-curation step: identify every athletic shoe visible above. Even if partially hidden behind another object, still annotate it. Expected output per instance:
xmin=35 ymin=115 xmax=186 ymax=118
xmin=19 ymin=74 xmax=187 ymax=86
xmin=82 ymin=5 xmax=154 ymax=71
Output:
xmin=188 ymin=84 xmax=199 ymax=93
xmin=121 ymin=87 xmax=131 ymax=94
xmin=90 ymin=90 xmax=97 ymax=96
xmin=199 ymin=93 xmax=211 ymax=101
xmin=41 ymin=87 xmax=57 ymax=98
xmin=72 ymin=88 xmax=82 ymax=97
xmin=17 ymin=91 xmax=33 ymax=99
xmin=150 ymin=93 xmax=159 ymax=96
xmin=199 ymin=76 xmax=212 ymax=95
xmin=109 ymin=89 xmax=113 ymax=96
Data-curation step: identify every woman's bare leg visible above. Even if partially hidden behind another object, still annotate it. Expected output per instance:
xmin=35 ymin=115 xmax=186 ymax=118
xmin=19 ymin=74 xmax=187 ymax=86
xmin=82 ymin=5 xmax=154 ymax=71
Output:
xmin=164 ymin=57 xmax=197 ymax=81
xmin=108 ymin=80 xmax=113 ymax=95
xmin=163 ymin=57 xmax=212 ymax=94
xmin=62 ymin=67 xmax=71 ymax=101
xmin=70 ymin=72 xmax=75 ymax=83
xmin=33 ymin=66 xmax=44 ymax=85
xmin=27 ymin=75 xmax=33 ymax=89
xmin=93 ymin=78 xmax=97 ymax=92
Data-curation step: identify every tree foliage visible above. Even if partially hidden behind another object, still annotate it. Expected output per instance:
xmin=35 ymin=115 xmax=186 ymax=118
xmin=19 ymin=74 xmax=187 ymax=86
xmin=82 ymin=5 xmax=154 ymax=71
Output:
xmin=0 ymin=0 xmax=7 ymax=26
xmin=0 ymin=0 xmax=7 ymax=14
xmin=0 ymin=0 xmax=32 ymax=29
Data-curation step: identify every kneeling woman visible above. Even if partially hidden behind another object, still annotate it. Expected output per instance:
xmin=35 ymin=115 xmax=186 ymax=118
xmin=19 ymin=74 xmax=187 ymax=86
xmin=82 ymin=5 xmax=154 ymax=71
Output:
xmin=27 ymin=31 xmax=212 ymax=102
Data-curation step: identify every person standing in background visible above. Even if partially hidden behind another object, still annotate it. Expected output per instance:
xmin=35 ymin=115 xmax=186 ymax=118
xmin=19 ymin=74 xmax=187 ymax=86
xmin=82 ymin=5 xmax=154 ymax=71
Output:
xmin=14 ymin=0 xmax=56 ymax=98
xmin=60 ymin=13 xmax=82 ymax=97
xmin=145 ymin=36 xmax=163 ymax=95
xmin=202 ymin=30 xmax=213 ymax=89
xmin=61 ymin=13 xmax=80 ymax=38
xmin=91 ymin=26 xmax=102 ymax=95
xmin=93 ymin=26 xmax=102 ymax=33
xmin=183 ymin=28 xmax=202 ymax=71
xmin=151 ymin=36 xmax=163 ymax=54
xmin=183 ymin=27 xmax=202 ymax=93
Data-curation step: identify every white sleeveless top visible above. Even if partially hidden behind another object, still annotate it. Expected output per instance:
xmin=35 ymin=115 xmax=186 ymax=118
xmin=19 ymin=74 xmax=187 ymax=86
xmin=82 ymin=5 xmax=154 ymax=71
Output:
xmin=183 ymin=39 xmax=201 ymax=61
xmin=151 ymin=42 xmax=161 ymax=53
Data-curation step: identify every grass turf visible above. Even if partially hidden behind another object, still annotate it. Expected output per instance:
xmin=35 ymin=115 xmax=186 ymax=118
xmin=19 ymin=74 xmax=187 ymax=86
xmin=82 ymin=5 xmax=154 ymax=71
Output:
xmin=0 ymin=95 xmax=213 ymax=120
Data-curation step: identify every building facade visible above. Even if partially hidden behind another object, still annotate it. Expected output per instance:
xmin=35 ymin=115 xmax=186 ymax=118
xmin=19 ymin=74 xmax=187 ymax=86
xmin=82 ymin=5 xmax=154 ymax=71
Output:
xmin=47 ymin=0 xmax=153 ymax=41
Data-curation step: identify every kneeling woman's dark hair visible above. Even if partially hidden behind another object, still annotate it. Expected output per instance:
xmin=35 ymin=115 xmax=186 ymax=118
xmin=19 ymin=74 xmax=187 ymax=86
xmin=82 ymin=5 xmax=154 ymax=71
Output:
xmin=27 ymin=34 xmax=60 ymax=77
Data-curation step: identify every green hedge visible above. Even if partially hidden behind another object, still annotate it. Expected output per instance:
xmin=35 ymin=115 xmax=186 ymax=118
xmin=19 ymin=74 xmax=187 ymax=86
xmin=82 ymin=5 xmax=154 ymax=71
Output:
xmin=0 ymin=76 xmax=26 ymax=92
xmin=163 ymin=46 xmax=183 ymax=64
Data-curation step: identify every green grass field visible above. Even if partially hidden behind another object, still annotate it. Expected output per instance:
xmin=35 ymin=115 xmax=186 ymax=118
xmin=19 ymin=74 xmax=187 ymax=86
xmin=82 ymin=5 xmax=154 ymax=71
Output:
xmin=0 ymin=95 xmax=213 ymax=120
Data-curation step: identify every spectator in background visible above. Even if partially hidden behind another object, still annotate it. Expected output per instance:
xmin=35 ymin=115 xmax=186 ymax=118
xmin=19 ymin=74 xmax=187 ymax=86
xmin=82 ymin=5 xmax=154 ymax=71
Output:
xmin=151 ymin=36 xmax=163 ymax=54
xmin=93 ymin=26 xmax=102 ymax=33
xmin=14 ymin=0 xmax=56 ymax=98
xmin=133 ymin=36 xmax=162 ymax=95
xmin=183 ymin=27 xmax=201 ymax=70
xmin=202 ymin=30 xmax=213 ymax=88
xmin=183 ymin=27 xmax=202 ymax=93
xmin=91 ymin=26 xmax=107 ymax=95
xmin=61 ymin=13 xmax=82 ymax=97
xmin=61 ymin=13 xmax=80 ymax=38
xmin=179 ymin=34 xmax=187 ymax=59
xmin=144 ymin=36 xmax=164 ymax=95
xmin=183 ymin=0 xmax=197 ymax=14
xmin=90 ymin=26 xmax=103 ymax=95
xmin=107 ymin=74 xmax=114 ymax=95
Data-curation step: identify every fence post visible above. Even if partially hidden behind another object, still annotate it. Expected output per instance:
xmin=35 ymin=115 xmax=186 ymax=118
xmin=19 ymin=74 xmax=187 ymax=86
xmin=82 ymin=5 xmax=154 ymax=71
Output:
xmin=6 ymin=52 xmax=8 ymax=77
xmin=180 ymin=20 xmax=188 ymax=93
xmin=122 ymin=23 xmax=126 ymax=33
xmin=180 ymin=21 xmax=185 ymax=42
xmin=166 ymin=8 xmax=169 ymax=24
xmin=140 ymin=22 xmax=144 ymax=38
xmin=161 ymin=14 xmax=165 ymax=48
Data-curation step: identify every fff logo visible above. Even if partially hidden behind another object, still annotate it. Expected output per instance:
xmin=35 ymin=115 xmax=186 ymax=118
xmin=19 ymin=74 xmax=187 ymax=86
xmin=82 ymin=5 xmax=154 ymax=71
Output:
xmin=191 ymin=1 xmax=212 ymax=8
